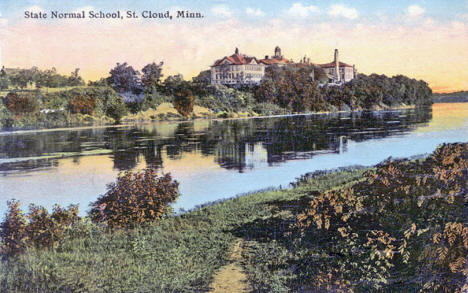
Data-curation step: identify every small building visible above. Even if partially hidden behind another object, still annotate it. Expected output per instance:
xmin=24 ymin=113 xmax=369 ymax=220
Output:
xmin=319 ymin=49 xmax=357 ymax=84
xmin=210 ymin=48 xmax=265 ymax=86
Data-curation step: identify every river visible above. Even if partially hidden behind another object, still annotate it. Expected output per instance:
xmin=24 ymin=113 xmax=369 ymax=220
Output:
xmin=0 ymin=103 xmax=467 ymax=216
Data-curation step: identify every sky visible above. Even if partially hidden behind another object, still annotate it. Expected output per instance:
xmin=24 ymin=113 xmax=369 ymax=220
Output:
xmin=0 ymin=0 xmax=467 ymax=93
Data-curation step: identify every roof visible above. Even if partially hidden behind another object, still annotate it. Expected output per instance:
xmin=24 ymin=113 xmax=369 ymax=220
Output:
xmin=258 ymin=57 xmax=291 ymax=65
xmin=212 ymin=53 xmax=259 ymax=66
xmin=318 ymin=61 xmax=353 ymax=68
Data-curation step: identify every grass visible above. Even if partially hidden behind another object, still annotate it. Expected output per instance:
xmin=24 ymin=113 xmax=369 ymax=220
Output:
xmin=0 ymin=168 xmax=368 ymax=292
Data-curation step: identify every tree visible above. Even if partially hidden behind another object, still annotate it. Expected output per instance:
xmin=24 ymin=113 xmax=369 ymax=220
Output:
xmin=103 ymin=92 xmax=128 ymax=122
xmin=173 ymin=88 xmax=195 ymax=117
xmin=68 ymin=68 xmax=85 ymax=86
xmin=109 ymin=62 xmax=142 ymax=94
xmin=0 ymin=67 xmax=10 ymax=90
xmin=141 ymin=62 xmax=164 ymax=90
xmin=4 ymin=92 xmax=39 ymax=115
xmin=162 ymin=74 xmax=188 ymax=96
xmin=191 ymin=70 xmax=212 ymax=96
xmin=89 ymin=168 xmax=179 ymax=229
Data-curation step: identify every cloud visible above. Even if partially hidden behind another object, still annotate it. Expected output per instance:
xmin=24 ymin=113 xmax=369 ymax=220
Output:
xmin=328 ymin=4 xmax=358 ymax=19
xmin=211 ymin=5 xmax=233 ymax=18
xmin=287 ymin=3 xmax=319 ymax=18
xmin=26 ymin=5 xmax=45 ymax=13
xmin=246 ymin=7 xmax=265 ymax=17
xmin=1 ymin=12 xmax=467 ymax=92
xmin=407 ymin=5 xmax=425 ymax=17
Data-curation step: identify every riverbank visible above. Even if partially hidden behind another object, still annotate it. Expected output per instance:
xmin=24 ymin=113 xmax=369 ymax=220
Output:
xmin=1 ymin=142 xmax=466 ymax=292
xmin=0 ymin=167 xmax=368 ymax=292
xmin=0 ymin=102 xmax=416 ymax=135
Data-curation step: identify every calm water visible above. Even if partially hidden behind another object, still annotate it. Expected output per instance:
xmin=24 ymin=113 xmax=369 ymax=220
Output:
xmin=0 ymin=103 xmax=467 ymax=216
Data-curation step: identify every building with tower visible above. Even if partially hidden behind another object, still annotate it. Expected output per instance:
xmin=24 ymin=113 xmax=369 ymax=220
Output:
xmin=258 ymin=46 xmax=292 ymax=67
xmin=210 ymin=47 xmax=356 ymax=86
xmin=318 ymin=49 xmax=357 ymax=84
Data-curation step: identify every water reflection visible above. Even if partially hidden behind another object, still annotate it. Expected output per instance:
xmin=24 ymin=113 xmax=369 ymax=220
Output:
xmin=0 ymin=107 xmax=432 ymax=174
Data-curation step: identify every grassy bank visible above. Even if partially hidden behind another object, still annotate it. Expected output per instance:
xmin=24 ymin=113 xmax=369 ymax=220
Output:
xmin=1 ymin=143 xmax=466 ymax=292
xmin=0 ymin=169 xmax=367 ymax=292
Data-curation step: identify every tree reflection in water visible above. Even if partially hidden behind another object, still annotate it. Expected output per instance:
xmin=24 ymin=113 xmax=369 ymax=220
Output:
xmin=0 ymin=106 xmax=432 ymax=174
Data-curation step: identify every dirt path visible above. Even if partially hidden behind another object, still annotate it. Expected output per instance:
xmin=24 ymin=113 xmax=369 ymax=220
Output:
xmin=209 ymin=239 xmax=250 ymax=293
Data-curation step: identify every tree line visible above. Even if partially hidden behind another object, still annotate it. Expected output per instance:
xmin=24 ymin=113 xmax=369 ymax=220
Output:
xmin=0 ymin=62 xmax=433 ymax=129
xmin=0 ymin=66 xmax=85 ymax=89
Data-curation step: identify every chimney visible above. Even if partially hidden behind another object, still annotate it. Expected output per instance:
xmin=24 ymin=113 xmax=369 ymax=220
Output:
xmin=235 ymin=47 xmax=239 ymax=54
xmin=265 ymin=55 xmax=269 ymax=59
xmin=334 ymin=49 xmax=340 ymax=82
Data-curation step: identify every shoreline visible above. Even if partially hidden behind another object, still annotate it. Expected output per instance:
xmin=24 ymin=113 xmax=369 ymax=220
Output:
xmin=0 ymin=104 xmax=417 ymax=136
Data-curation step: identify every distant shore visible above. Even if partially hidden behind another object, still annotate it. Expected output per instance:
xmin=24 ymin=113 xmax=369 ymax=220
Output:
xmin=0 ymin=103 xmax=417 ymax=135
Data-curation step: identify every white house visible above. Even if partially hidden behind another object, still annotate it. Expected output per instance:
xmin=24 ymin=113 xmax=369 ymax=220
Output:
xmin=210 ymin=48 xmax=265 ymax=86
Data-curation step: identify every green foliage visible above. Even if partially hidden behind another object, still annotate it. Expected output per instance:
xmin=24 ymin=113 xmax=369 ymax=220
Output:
xmin=256 ymin=65 xmax=329 ymax=112
xmin=140 ymin=89 xmax=172 ymax=111
xmin=0 ymin=103 xmax=14 ymax=128
xmin=252 ymin=102 xmax=289 ymax=116
xmin=109 ymin=62 xmax=142 ymax=94
xmin=141 ymin=62 xmax=164 ymax=90
xmin=6 ymin=67 xmax=84 ymax=89
xmin=89 ymin=168 xmax=180 ymax=229
xmin=256 ymin=67 xmax=433 ymax=112
xmin=0 ymin=163 xmax=365 ymax=292
xmin=0 ymin=67 xmax=10 ymax=90
xmin=196 ymin=84 xmax=255 ymax=113
xmin=67 ymin=68 xmax=85 ymax=87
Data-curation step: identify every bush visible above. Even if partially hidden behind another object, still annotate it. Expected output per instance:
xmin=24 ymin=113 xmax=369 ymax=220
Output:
xmin=0 ymin=200 xmax=27 ymax=257
xmin=173 ymin=88 xmax=194 ymax=117
xmin=26 ymin=204 xmax=79 ymax=250
xmin=0 ymin=103 xmax=14 ymax=128
xmin=195 ymin=85 xmax=255 ymax=113
xmin=297 ymin=143 xmax=467 ymax=291
xmin=89 ymin=168 xmax=179 ymax=229
xmin=253 ymin=102 xmax=289 ymax=116
xmin=0 ymin=201 xmax=79 ymax=256
xmin=4 ymin=92 xmax=39 ymax=115
xmin=68 ymin=95 xmax=95 ymax=115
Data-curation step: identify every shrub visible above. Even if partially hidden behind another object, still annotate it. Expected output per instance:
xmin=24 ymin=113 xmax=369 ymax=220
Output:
xmin=0 ymin=202 xmax=79 ymax=256
xmin=0 ymin=200 xmax=28 ymax=257
xmin=173 ymin=88 xmax=194 ymax=117
xmin=297 ymin=143 xmax=467 ymax=291
xmin=26 ymin=204 xmax=79 ymax=250
xmin=89 ymin=168 xmax=179 ymax=229
xmin=253 ymin=102 xmax=289 ymax=116
xmin=4 ymin=92 xmax=39 ymax=115
xmin=68 ymin=95 xmax=95 ymax=115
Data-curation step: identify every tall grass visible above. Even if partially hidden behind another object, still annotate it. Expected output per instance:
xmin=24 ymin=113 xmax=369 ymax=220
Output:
xmin=0 ymin=168 xmax=366 ymax=292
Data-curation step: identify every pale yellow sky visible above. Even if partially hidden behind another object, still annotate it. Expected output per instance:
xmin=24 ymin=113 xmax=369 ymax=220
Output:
xmin=0 ymin=17 xmax=467 ymax=93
